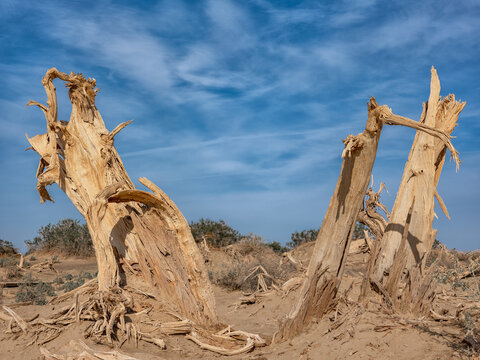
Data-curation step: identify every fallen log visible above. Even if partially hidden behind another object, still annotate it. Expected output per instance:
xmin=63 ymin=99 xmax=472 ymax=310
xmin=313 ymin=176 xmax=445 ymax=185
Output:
xmin=0 ymin=281 xmax=47 ymax=288
xmin=459 ymin=265 xmax=480 ymax=280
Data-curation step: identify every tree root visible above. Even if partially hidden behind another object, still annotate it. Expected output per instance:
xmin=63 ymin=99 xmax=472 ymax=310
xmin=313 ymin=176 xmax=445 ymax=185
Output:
xmin=0 ymin=284 xmax=266 ymax=358
xmin=50 ymin=278 xmax=98 ymax=305
xmin=186 ymin=327 xmax=265 ymax=356
xmin=40 ymin=339 xmax=151 ymax=360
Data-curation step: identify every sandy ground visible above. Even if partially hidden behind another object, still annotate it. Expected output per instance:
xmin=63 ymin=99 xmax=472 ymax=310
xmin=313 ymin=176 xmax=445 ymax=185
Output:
xmin=0 ymin=246 xmax=479 ymax=360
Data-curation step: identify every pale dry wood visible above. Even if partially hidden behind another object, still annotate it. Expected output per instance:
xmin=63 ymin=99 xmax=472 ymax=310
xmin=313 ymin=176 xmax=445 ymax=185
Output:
xmin=357 ymin=183 xmax=389 ymax=241
xmin=40 ymin=339 xmax=150 ymax=360
xmin=363 ymin=230 xmax=374 ymax=252
xmin=275 ymin=76 xmax=460 ymax=341
xmin=349 ymin=238 xmax=372 ymax=255
xmin=434 ymin=188 xmax=450 ymax=220
xmin=123 ymin=286 xmax=156 ymax=299
xmin=156 ymin=319 xmax=193 ymax=335
xmin=6 ymin=301 xmax=34 ymax=307
xmin=186 ymin=331 xmax=255 ymax=356
xmin=280 ymin=251 xmax=304 ymax=270
xmin=397 ymin=264 xmax=437 ymax=315
xmin=24 ymin=68 xmax=266 ymax=357
xmin=274 ymin=98 xmax=389 ymax=342
xmin=430 ymin=309 xmax=455 ymax=321
xmin=243 ymin=265 xmax=279 ymax=293
xmin=29 ymin=259 xmax=58 ymax=273
xmin=138 ymin=334 xmax=166 ymax=349
xmin=459 ymin=265 xmax=480 ymax=279
xmin=2 ymin=305 xmax=30 ymax=333
xmin=0 ymin=312 xmax=12 ymax=322
xmin=49 ymin=278 xmax=98 ymax=304
xmin=374 ymin=67 xmax=465 ymax=281
xmin=281 ymin=276 xmax=305 ymax=298
xmin=384 ymin=197 xmax=415 ymax=301
xmin=26 ymin=68 xmax=216 ymax=326
xmin=239 ymin=294 xmax=257 ymax=304
xmin=213 ymin=328 xmax=266 ymax=347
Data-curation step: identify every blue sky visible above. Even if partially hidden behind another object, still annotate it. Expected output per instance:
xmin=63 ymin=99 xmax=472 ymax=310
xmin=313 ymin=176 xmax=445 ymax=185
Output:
xmin=1 ymin=0 xmax=479 ymax=252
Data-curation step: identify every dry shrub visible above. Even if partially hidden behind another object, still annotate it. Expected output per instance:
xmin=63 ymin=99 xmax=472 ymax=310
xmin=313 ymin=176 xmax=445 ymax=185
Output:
xmin=427 ymin=247 xmax=456 ymax=269
xmin=0 ymin=257 xmax=22 ymax=280
xmin=213 ymin=262 xmax=250 ymax=290
xmin=212 ymin=261 xmax=281 ymax=292
xmin=430 ymin=248 xmax=480 ymax=294
xmin=0 ymin=256 xmax=17 ymax=268
xmin=5 ymin=265 xmax=22 ymax=280
xmin=228 ymin=234 xmax=266 ymax=256
xmin=210 ymin=235 xmax=297 ymax=292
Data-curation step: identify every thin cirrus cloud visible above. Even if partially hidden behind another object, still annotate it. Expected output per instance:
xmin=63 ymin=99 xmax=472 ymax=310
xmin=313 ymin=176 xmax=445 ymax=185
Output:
xmin=0 ymin=0 xmax=479 ymax=252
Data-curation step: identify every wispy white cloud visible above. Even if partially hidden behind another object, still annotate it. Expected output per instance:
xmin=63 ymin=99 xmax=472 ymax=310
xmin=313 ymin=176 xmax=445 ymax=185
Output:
xmin=0 ymin=0 xmax=479 ymax=250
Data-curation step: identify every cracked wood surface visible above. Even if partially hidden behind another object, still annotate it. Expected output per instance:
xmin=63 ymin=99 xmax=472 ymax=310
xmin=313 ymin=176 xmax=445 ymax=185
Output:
xmin=26 ymin=68 xmax=217 ymax=326
xmin=373 ymin=67 xmax=465 ymax=282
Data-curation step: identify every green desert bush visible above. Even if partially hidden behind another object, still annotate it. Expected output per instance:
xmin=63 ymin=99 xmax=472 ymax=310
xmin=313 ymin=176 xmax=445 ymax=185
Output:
xmin=15 ymin=275 xmax=56 ymax=305
xmin=25 ymin=219 xmax=93 ymax=257
xmin=287 ymin=222 xmax=367 ymax=249
xmin=287 ymin=228 xmax=318 ymax=249
xmin=266 ymin=241 xmax=288 ymax=254
xmin=0 ymin=239 xmax=18 ymax=256
xmin=190 ymin=218 xmax=241 ymax=247
xmin=54 ymin=272 xmax=94 ymax=292
xmin=353 ymin=222 xmax=369 ymax=239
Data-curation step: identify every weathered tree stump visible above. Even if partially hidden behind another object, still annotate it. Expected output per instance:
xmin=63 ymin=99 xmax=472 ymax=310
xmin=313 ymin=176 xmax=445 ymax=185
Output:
xmin=373 ymin=67 xmax=465 ymax=286
xmin=275 ymin=72 xmax=461 ymax=341
xmin=26 ymin=68 xmax=217 ymax=327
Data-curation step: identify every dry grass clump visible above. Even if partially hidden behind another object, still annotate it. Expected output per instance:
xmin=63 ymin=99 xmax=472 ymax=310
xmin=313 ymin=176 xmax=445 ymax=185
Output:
xmin=429 ymin=246 xmax=480 ymax=297
xmin=0 ymin=256 xmax=22 ymax=282
xmin=209 ymin=235 xmax=296 ymax=292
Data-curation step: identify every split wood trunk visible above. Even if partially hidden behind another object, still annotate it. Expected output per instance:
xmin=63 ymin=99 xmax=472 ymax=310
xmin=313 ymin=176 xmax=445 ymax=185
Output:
xmin=26 ymin=69 xmax=217 ymax=326
xmin=373 ymin=67 xmax=465 ymax=283
xmin=274 ymin=73 xmax=460 ymax=341
xmin=274 ymin=98 xmax=389 ymax=342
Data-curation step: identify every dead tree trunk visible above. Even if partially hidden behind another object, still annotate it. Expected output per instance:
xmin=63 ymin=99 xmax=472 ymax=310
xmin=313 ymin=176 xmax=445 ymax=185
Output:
xmin=275 ymin=81 xmax=460 ymax=342
xmin=26 ymin=68 xmax=217 ymax=326
xmin=373 ymin=67 xmax=465 ymax=283
xmin=274 ymin=98 xmax=389 ymax=342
